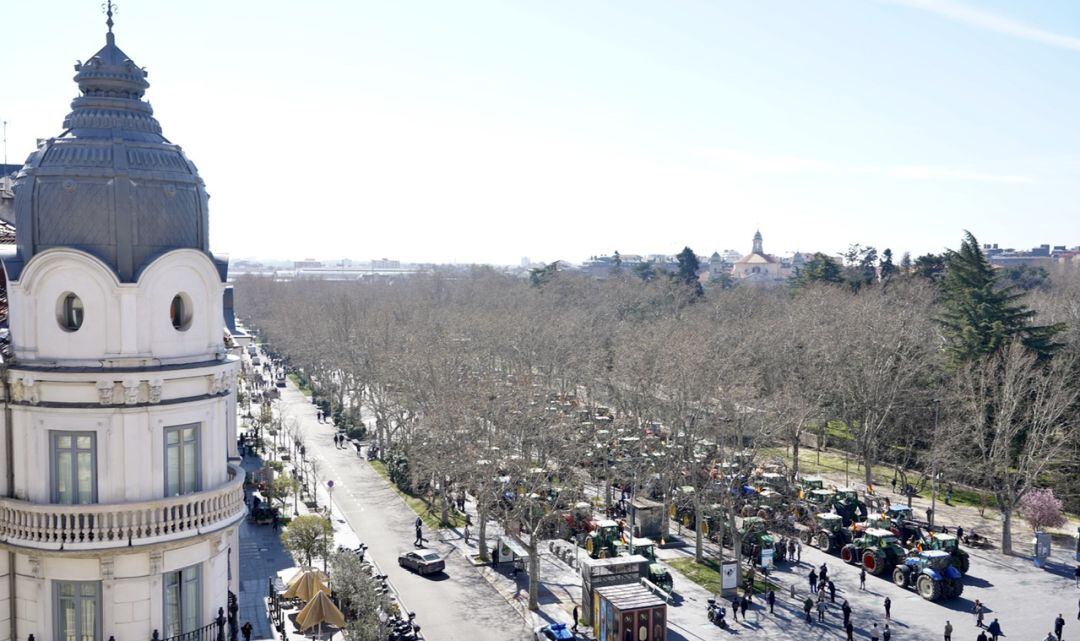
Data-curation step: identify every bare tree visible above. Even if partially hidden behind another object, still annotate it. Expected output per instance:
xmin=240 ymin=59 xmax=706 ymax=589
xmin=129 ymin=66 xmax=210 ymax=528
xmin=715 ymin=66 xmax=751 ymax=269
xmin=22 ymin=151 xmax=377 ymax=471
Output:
xmin=940 ymin=342 xmax=1078 ymax=553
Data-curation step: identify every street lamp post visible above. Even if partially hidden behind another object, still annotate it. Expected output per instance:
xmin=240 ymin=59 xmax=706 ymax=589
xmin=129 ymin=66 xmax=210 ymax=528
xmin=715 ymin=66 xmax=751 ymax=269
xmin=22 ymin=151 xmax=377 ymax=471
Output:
xmin=929 ymin=399 xmax=940 ymax=530
xmin=326 ymin=479 xmax=335 ymax=522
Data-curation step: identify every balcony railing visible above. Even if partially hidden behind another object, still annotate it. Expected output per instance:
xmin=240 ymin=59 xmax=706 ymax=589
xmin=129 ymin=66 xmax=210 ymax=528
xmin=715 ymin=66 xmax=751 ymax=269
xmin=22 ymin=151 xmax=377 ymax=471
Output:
xmin=0 ymin=465 xmax=246 ymax=550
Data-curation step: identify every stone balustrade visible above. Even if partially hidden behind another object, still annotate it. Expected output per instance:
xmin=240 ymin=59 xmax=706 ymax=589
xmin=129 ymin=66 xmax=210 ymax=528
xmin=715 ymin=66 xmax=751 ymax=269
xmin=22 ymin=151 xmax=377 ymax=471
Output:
xmin=0 ymin=465 xmax=246 ymax=550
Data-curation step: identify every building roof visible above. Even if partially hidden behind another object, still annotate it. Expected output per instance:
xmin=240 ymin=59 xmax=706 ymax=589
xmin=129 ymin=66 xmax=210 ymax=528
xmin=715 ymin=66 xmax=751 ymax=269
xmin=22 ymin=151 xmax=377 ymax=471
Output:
xmin=736 ymin=253 xmax=778 ymax=265
xmin=5 ymin=26 xmax=221 ymax=283
xmin=594 ymin=583 xmax=667 ymax=610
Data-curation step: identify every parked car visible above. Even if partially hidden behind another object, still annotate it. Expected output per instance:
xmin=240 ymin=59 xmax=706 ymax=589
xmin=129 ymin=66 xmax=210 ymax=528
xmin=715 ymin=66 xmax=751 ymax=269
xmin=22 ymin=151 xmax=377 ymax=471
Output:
xmin=398 ymin=549 xmax=445 ymax=575
xmin=534 ymin=623 xmax=575 ymax=641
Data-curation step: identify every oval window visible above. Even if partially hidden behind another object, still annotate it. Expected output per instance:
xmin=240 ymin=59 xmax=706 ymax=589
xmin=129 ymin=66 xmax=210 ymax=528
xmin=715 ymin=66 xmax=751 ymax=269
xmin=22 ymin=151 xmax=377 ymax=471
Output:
xmin=170 ymin=293 xmax=193 ymax=331
xmin=57 ymin=293 xmax=84 ymax=332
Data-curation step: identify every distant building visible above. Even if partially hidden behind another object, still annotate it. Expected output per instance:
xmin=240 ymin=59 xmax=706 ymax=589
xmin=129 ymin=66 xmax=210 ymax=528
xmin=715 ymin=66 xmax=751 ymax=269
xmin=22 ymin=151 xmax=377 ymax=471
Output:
xmin=983 ymin=242 xmax=1078 ymax=269
xmin=733 ymin=230 xmax=784 ymax=284
xmin=293 ymin=258 xmax=323 ymax=269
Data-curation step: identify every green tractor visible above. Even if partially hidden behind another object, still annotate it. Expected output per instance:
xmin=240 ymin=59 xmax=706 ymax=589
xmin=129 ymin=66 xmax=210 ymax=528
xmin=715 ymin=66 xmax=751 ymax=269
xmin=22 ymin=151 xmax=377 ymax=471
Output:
xmin=839 ymin=528 xmax=907 ymax=576
xmin=892 ymin=550 xmax=964 ymax=601
xmin=798 ymin=476 xmax=825 ymax=492
xmin=627 ymin=538 xmax=673 ymax=592
xmin=584 ymin=520 xmax=624 ymax=559
xmin=741 ymin=488 xmax=786 ymax=520
xmin=796 ymin=489 xmax=836 ymax=520
xmin=920 ymin=532 xmax=970 ymax=575
xmin=830 ymin=487 xmax=868 ymax=526
xmin=800 ymin=513 xmax=852 ymax=554
xmin=738 ymin=517 xmax=786 ymax=564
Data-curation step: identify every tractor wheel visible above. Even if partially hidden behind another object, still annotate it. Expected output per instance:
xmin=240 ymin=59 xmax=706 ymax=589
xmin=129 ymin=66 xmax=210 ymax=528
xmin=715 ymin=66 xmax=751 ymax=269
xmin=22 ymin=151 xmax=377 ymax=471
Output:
xmin=956 ymin=553 xmax=970 ymax=575
xmin=916 ymin=574 xmax=941 ymax=601
xmin=757 ymin=508 xmax=770 ymax=520
xmin=816 ymin=532 xmax=831 ymax=552
xmin=800 ymin=529 xmax=812 ymax=545
xmin=946 ymin=579 xmax=964 ymax=600
xmin=863 ymin=550 xmax=885 ymax=576
xmin=892 ymin=566 xmax=908 ymax=587
xmin=840 ymin=545 xmax=856 ymax=564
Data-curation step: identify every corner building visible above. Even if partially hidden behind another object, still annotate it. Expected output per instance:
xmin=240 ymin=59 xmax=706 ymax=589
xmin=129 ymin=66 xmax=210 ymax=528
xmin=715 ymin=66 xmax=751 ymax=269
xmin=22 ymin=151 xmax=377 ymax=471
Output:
xmin=0 ymin=22 xmax=243 ymax=641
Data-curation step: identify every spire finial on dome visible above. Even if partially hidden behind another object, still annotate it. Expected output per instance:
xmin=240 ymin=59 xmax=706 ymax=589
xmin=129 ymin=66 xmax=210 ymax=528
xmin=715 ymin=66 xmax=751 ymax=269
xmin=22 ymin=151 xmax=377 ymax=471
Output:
xmin=103 ymin=1 xmax=117 ymax=42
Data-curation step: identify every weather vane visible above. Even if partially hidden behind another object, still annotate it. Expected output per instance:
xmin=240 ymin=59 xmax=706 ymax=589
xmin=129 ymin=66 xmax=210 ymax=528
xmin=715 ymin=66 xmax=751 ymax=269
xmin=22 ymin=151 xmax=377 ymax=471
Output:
xmin=102 ymin=1 xmax=117 ymax=34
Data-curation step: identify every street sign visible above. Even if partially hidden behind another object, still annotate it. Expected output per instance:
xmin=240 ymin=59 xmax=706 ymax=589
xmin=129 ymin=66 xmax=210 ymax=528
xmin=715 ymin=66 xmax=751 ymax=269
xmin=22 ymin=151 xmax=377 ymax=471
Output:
xmin=327 ymin=480 xmax=334 ymax=488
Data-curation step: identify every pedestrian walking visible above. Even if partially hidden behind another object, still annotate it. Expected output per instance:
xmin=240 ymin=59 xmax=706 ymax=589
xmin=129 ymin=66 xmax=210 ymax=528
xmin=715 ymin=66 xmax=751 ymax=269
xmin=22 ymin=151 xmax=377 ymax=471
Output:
xmin=974 ymin=599 xmax=985 ymax=627
xmin=241 ymin=622 xmax=253 ymax=641
xmin=463 ymin=514 xmax=472 ymax=544
xmin=732 ymin=595 xmax=741 ymax=621
xmin=841 ymin=599 xmax=851 ymax=626
xmin=884 ymin=596 xmax=891 ymax=621
xmin=871 ymin=623 xmax=880 ymax=641
xmin=987 ymin=618 xmax=1002 ymax=641
xmin=817 ymin=599 xmax=827 ymax=622
xmin=1047 ymin=632 xmax=1059 ymax=641
xmin=957 ymin=525 xmax=965 ymax=542
xmin=883 ymin=624 xmax=891 ymax=641
xmin=859 ymin=567 xmax=866 ymax=590
xmin=740 ymin=596 xmax=748 ymax=620
xmin=789 ymin=582 xmax=796 ymax=600
xmin=828 ymin=579 xmax=836 ymax=603
xmin=891 ymin=475 xmax=897 ymax=493
xmin=788 ymin=538 xmax=796 ymax=561
xmin=572 ymin=606 xmax=579 ymax=633
xmin=803 ymin=597 xmax=813 ymax=624
xmin=977 ymin=631 xmax=988 ymax=641
xmin=809 ymin=568 xmax=818 ymax=593
xmin=796 ymin=540 xmax=802 ymax=562
xmin=845 ymin=619 xmax=854 ymax=641
xmin=1055 ymin=613 xmax=1064 ymax=641
xmin=819 ymin=563 xmax=829 ymax=583
xmin=767 ymin=589 xmax=775 ymax=614
xmin=272 ymin=513 xmax=280 ymax=531
xmin=944 ymin=620 xmax=952 ymax=641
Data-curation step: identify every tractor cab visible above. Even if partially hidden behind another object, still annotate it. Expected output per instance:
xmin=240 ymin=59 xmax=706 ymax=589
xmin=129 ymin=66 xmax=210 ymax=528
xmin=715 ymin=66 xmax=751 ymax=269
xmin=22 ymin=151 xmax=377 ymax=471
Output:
xmin=757 ymin=472 xmax=788 ymax=493
xmin=585 ymin=520 xmax=625 ymax=559
xmin=628 ymin=537 xmax=673 ymax=591
xmin=807 ymin=489 xmax=836 ymax=507
xmin=893 ymin=550 xmax=964 ymax=600
xmin=799 ymin=476 xmax=825 ymax=492
xmin=862 ymin=529 xmax=905 ymax=555
xmin=817 ymin=512 xmax=844 ymax=533
xmin=930 ymin=533 xmax=958 ymax=552
xmin=885 ymin=505 xmax=914 ymax=523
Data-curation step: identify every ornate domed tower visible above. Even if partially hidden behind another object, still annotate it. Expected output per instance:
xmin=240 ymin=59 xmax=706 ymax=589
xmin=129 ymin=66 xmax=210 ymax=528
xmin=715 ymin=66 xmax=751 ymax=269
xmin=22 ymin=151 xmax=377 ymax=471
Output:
xmin=0 ymin=10 xmax=243 ymax=641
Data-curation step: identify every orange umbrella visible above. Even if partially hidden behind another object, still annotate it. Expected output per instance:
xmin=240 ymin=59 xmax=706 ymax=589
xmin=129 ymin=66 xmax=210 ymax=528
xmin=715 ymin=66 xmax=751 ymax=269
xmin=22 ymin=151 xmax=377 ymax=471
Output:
xmin=295 ymin=591 xmax=346 ymax=632
xmin=284 ymin=569 xmax=330 ymax=602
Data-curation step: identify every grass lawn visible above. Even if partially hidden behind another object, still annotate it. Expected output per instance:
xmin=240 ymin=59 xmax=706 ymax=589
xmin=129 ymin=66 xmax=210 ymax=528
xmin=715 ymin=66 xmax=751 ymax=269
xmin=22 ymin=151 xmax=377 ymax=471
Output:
xmin=668 ymin=557 xmax=779 ymax=596
xmin=286 ymin=373 xmax=313 ymax=396
xmin=368 ymin=459 xmax=466 ymax=530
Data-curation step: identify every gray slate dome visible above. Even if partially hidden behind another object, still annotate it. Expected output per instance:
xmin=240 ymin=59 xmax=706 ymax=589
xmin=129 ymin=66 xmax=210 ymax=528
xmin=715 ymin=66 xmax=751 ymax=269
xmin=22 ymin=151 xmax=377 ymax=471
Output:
xmin=6 ymin=29 xmax=219 ymax=283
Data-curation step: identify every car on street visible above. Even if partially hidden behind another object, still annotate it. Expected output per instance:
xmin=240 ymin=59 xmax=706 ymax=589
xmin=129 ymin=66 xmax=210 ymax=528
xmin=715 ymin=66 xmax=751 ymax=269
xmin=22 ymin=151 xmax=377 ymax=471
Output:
xmin=398 ymin=549 xmax=445 ymax=575
xmin=534 ymin=623 xmax=575 ymax=641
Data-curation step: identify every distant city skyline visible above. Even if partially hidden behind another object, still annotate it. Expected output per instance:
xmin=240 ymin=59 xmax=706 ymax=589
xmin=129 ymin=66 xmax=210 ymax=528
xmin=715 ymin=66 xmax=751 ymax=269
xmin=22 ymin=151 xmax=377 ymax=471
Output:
xmin=4 ymin=1 xmax=1079 ymax=265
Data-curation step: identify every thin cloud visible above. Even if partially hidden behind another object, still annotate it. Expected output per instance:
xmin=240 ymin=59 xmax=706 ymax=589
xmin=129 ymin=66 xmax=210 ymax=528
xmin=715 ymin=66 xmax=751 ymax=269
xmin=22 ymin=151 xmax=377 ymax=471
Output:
xmin=883 ymin=0 xmax=1080 ymax=52
xmin=888 ymin=165 xmax=1033 ymax=184
xmin=699 ymin=147 xmax=1033 ymax=184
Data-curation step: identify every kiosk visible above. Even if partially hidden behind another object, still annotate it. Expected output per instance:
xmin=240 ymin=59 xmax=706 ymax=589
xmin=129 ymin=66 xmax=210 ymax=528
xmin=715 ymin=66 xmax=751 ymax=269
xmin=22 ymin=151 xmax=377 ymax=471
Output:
xmin=593 ymin=583 xmax=667 ymax=641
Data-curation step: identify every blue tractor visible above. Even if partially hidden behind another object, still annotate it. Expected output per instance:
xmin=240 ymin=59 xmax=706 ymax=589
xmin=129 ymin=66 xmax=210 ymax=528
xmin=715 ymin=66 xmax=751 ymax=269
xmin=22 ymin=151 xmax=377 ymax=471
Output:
xmin=891 ymin=550 xmax=963 ymax=601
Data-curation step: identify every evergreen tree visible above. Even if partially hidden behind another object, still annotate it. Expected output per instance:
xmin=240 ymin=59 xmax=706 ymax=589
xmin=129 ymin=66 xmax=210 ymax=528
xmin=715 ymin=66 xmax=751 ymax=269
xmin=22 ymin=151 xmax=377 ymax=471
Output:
xmin=912 ymin=253 xmax=946 ymax=281
xmin=879 ymin=248 xmax=897 ymax=281
xmin=792 ymin=252 xmax=843 ymax=287
xmin=842 ymin=244 xmax=877 ymax=292
xmin=940 ymin=231 xmax=1063 ymax=364
xmin=633 ymin=261 xmax=656 ymax=282
xmin=529 ymin=261 xmax=559 ymax=287
xmin=675 ymin=246 xmax=704 ymax=298
xmin=899 ymin=251 xmax=912 ymax=273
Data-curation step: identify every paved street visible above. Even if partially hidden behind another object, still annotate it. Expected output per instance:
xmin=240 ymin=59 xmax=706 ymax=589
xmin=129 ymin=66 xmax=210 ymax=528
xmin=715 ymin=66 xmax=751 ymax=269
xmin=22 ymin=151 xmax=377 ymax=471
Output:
xmin=270 ymin=376 xmax=1080 ymax=641
xmin=277 ymin=384 xmax=531 ymax=641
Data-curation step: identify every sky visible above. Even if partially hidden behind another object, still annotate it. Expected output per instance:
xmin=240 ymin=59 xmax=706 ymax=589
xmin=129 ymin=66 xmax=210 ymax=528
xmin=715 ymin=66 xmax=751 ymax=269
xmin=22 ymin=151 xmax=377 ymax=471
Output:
xmin=3 ymin=1 xmax=1079 ymax=265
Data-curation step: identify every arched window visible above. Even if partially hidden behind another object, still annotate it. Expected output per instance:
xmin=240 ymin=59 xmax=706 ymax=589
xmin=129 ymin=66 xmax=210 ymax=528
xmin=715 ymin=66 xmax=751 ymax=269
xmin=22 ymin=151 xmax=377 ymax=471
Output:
xmin=58 ymin=293 xmax=84 ymax=331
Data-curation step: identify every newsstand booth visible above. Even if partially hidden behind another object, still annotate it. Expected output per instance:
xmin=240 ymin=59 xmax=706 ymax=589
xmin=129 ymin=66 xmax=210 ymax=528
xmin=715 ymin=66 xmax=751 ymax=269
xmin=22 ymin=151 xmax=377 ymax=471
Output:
xmin=594 ymin=584 xmax=667 ymax=641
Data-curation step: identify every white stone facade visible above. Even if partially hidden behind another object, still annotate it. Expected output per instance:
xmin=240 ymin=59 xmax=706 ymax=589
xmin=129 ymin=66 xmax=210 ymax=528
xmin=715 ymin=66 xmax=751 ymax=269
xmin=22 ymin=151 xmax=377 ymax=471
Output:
xmin=0 ymin=22 xmax=244 ymax=641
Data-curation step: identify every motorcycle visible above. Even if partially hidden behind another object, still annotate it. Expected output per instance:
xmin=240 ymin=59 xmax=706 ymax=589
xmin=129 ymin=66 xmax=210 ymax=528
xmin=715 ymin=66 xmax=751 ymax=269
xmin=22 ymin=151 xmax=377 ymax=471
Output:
xmin=706 ymin=599 xmax=727 ymax=628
